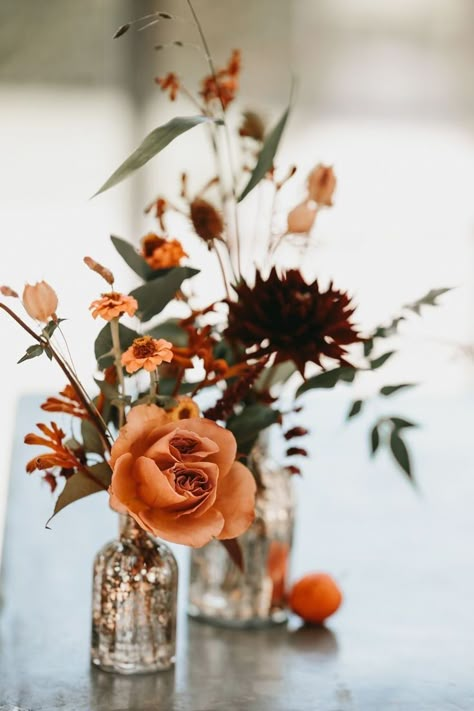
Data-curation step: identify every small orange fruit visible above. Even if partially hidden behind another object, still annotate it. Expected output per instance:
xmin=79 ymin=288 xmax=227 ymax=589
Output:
xmin=289 ymin=572 xmax=343 ymax=624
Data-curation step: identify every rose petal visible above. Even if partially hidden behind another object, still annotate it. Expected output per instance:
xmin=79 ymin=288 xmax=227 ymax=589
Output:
xmin=110 ymin=405 xmax=170 ymax=466
xmin=162 ymin=418 xmax=237 ymax=475
xmin=110 ymin=453 xmax=143 ymax=514
xmin=215 ymin=461 xmax=256 ymax=539
xmin=134 ymin=456 xmax=185 ymax=508
xmin=136 ymin=506 xmax=225 ymax=547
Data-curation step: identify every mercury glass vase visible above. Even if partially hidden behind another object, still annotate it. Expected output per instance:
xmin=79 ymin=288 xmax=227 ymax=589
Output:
xmin=188 ymin=441 xmax=295 ymax=628
xmin=91 ymin=514 xmax=178 ymax=674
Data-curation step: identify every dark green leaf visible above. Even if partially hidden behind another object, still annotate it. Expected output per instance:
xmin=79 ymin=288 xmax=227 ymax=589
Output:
xmin=370 ymin=425 xmax=380 ymax=455
xmin=390 ymin=417 xmax=418 ymax=430
xmin=380 ymin=383 xmax=415 ymax=397
xmin=131 ymin=267 xmax=199 ymax=322
xmin=146 ymin=318 xmax=189 ymax=347
xmin=110 ymin=235 xmax=157 ymax=280
xmin=227 ymin=404 xmax=280 ymax=455
xmin=17 ymin=344 xmax=44 ymax=364
xmin=42 ymin=318 xmax=65 ymax=339
xmin=389 ymin=430 xmax=413 ymax=480
xmin=370 ymin=351 xmax=395 ymax=370
xmin=238 ymin=102 xmax=291 ymax=202
xmin=347 ymin=399 xmax=363 ymax=419
xmin=363 ymin=338 xmax=374 ymax=357
xmin=94 ymin=322 xmax=139 ymax=369
xmin=46 ymin=464 xmax=110 ymax=527
xmin=94 ymin=377 xmax=119 ymax=401
xmin=94 ymin=116 xmax=218 ymax=196
xmin=296 ymin=366 xmax=356 ymax=397
xmin=81 ymin=420 xmax=105 ymax=455
xmin=113 ymin=23 xmax=131 ymax=38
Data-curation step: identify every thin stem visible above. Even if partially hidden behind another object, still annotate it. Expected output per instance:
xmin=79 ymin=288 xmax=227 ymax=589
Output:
xmin=0 ymin=302 xmax=112 ymax=452
xmin=214 ymin=242 xmax=231 ymax=299
xmin=149 ymin=369 xmax=158 ymax=403
xmin=110 ymin=318 xmax=126 ymax=429
xmin=171 ymin=367 xmax=185 ymax=398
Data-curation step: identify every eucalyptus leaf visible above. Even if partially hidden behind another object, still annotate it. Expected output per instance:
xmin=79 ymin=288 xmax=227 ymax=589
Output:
xmin=370 ymin=351 xmax=395 ymax=370
xmin=146 ymin=318 xmax=189 ymax=347
xmin=94 ymin=116 xmax=218 ymax=196
xmin=347 ymin=399 xmax=363 ymax=419
xmin=17 ymin=344 xmax=44 ymax=364
xmin=131 ymin=267 xmax=199 ymax=322
xmin=238 ymin=102 xmax=291 ymax=202
xmin=94 ymin=323 xmax=139 ymax=370
xmin=390 ymin=416 xmax=418 ymax=430
xmin=227 ymin=404 xmax=280 ymax=455
xmin=296 ymin=366 xmax=356 ymax=398
xmin=380 ymin=383 xmax=415 ymax=397
xmin=46 ymin=465 xmax=110 ymax=527
xmin=389 ymin=430 xmax=412 ymax=480
xmin=111 ymin=235 xmax=157 ymax=280
xmin=81 ymin=420 xmax=105 ymax=456
xmin=370 ymin=425 xmax=380 ymax=455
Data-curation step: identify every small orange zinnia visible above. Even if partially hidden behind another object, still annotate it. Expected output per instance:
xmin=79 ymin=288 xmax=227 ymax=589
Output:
xmin=121 ymin=336 xmax=174 ymax=374
xmin=141 ymin=233 xmax=187 ymax=270
xmin=89 ymin=292 xmax=138 ymax=321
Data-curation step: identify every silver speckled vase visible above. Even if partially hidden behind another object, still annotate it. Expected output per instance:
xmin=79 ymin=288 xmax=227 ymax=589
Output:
xmin=91 ymin=515 xmax=178 ymax=674
xmin=188 ymin=441 xmax=295 ymax=628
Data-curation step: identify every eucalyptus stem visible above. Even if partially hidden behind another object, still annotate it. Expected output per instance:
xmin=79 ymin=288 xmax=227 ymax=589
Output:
xmin=110 ymin=318 xmax=126 ymax=428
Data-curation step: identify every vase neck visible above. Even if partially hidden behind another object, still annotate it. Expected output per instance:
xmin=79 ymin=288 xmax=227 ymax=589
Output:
xmin=119 ymin=514 xmax=147 ymax=540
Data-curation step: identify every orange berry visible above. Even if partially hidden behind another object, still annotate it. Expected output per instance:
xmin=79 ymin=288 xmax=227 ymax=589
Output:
xmin=289 ymin=573 xmax=342 ymax=624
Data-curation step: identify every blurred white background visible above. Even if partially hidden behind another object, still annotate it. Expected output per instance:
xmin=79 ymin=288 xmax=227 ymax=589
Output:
xmin=0 ymin=0 xmax=473 ymax=552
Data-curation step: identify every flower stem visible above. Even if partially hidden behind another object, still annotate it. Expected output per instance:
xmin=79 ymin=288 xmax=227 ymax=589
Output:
xmin=110 ymin=318 xmax=126 ymax=429
xmin=149 ymin=369 xmax=158 ymax=403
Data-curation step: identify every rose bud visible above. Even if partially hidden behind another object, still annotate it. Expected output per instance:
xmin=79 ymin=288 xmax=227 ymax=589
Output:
xmin=287 ymin=200 xmax=317 ymax=233
xmin=307 ymin=164 xmax=336 ymax=206
xmin=22 ymin=281 xmax=58 ymax=322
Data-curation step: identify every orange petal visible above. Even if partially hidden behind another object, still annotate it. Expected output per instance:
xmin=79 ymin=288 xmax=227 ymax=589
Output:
xmin=136 ymin=506 xmax=225 ymax=547
xmin=164 ymin=418 xmax=237 ymax=476
xmin=134 ymin=456 xmax=185 ymax=508
xmin=215 ymin=461 xmax=256 ymax=539
xmin=110 ymin=452 xmax=143 ymax=514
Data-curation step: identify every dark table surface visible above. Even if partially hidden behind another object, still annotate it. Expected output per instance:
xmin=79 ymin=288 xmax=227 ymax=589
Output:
xmin=1 ymin=393 xmax=474 ymax=711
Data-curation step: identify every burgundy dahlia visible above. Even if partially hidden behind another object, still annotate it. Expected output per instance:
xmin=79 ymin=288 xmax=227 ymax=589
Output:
xmin=225 ymin=269 xmax=362 ymax=374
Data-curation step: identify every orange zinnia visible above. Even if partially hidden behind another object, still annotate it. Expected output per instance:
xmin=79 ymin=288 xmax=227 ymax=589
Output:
xmin=25 ymin=422 xmax=81 ymax=474
xmin=89 ymin=292 xmax=138 ymax=321
xmin=121 ymin=336 xmax=174 ymax=374
xmin=141 ymin=233 xmax=187 ymax=270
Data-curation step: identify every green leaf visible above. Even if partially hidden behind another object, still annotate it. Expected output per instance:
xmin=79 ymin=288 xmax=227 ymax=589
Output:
xmin=238 ymin=102 xmax=291 ymax=202
xmin=146 ymin=318 xmax=189 ymax=347
xmin=46 ymin=463 xmax=111 ymax=527
xmin=17 ymin=344 xmax=44 ymax=364
xmin=380 ymin=383 xmax=415 ymax=397
xmin=227 ymin=404 xmax=280 ymax=455
xmin=94 ymin=377 xmax=119 ymax=401
xmin=110 ymin=235 xmax=157 ymax=280
xmin=370 ymin=425 xmax=380 ymax=455
xmin=405 ymin=287 xmax=451 ymax=315
xmin=94 ymin=322 xmax=139 ymax=370
xmin=363 ymin=338 xmax=374 ymax=357
xmin=131 ymin=267 xmax=199 ymax=322
xmin=347 ymin=399 xmax=363 ymax=419
xmin=93 ymin=116 xmax=218 ymax=196
xmin=370 ymin=351 xmax=395 ymax=370
xmin=389 ymin=430 xmax=413 ymax=480
xmin=390 ymin=416 xmax=418 ymax=430
xmin=42 ymin=318 xmax=66 ymax=339
xmin=81 ymin=420 xmax=105 ymax=455
xmin=296 ymin=366 xmax=356 ymax=397
xmin=256 ymin=361 xmax=296 ymax=392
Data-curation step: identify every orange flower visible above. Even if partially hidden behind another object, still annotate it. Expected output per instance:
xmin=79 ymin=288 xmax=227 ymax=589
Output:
xmin=200 ymin=50 xmax=241 ymax=110
xmin=89 ymin=292 xmax=138 ymax=321
xmin=155 ymin=72 xmax=180 ymax=101
xmin=24 ymin=422 xmax=81 ymax=474
xmin=109 ymin=404 xmax=256 ymax=546
xmin=41 ymin=384 xmax=89 ymax=419
xmin=287 ymin=200 xmax=318 ymax=233
xmin=121 ymin=336 xmax=174 ymax=374
xmin=307 ymin=164 xmax=336 ymax=206
xmin=168 ymin=396 xmax=200 ymax=421
xmin=22 ymin=281 xmax=58 ymax=322
xmin=140 ymin=233 xmax=187 ymax=270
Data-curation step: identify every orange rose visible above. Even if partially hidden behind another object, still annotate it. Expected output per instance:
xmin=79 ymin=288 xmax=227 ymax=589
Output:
xmin=22 ymin=281 xmax=58 ymax=322
xmin=109 ymin=405 xmax=256 ymax=547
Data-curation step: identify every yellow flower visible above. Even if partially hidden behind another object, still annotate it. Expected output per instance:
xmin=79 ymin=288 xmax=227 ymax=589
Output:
xmin=22 ymin=281 xmax=58 ymax=322
xmin=168 ymin=396 xmax=200 ymax=421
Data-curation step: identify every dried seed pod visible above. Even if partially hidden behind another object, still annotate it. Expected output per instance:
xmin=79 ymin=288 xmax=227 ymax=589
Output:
xmin=190 ymin=198 xmax=224 ymax=244
xmin=83 ymin=257 xmax=114 ymax=286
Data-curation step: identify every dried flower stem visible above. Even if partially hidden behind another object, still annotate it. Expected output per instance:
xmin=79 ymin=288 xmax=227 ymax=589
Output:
xmin=110 ymin=318 xmax=126 ymax=428
xmin=0 ymin=302 xmax=111 ymax=452
xmin=149 ymin=369 xmax=159 ymax=403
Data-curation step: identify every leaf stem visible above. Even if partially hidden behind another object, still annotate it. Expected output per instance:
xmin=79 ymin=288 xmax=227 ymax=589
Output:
xmin=110 ymin=318 xmax=126 ymax=428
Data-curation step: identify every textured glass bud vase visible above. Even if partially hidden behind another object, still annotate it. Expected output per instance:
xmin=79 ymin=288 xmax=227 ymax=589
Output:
xmin=188 ymin=441 xmax=295 ymax=628
xmin=91 ymin=514 xmax=178 ymax=674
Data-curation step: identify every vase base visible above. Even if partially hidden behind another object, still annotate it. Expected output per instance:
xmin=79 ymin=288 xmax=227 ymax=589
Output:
xmin=187 ymin=604 xmax=288 ymax=630
xmin=91 ymin=657 xmax=175 ymax=675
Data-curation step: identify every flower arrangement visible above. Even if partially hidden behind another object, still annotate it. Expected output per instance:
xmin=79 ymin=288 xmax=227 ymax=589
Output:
xmin=0 ymin=5 xmax=450 ymax=558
